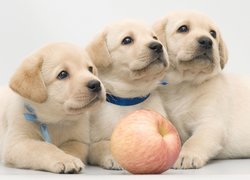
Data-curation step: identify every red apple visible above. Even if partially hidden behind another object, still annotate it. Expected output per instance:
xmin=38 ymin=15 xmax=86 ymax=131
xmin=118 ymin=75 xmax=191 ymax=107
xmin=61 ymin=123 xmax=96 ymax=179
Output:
xmin=111 ymin=109 xmax=181 ymax=174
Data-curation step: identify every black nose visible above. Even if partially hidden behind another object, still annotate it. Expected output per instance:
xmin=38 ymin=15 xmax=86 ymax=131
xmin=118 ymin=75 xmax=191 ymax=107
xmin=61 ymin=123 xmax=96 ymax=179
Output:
xmin=87 ymin=80 xmax=101 ymax=92
xmin=148 ymin=42 xmax=163 ymax=53
xmin=198 ymin=36 xmax=213 ymax=49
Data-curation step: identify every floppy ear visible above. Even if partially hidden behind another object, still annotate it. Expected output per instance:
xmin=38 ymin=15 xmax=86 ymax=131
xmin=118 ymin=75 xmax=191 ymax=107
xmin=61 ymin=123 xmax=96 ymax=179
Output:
xmin=9 ymin=53 xmax=47 ymax=103
xmin=153 ymin=17 xmax=168 ymax=48
xmin=218 ymin=34 xmax=228 ymax=69
xmin=86 ymin=31 xmax=112 ymax=68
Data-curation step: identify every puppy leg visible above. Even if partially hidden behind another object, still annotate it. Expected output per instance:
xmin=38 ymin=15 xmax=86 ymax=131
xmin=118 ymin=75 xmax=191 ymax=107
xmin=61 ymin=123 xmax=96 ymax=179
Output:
xmin=2 ymin=138 xmax=84 ymax=173
xmin=173 ymin=123 xmax=224 ymax=169
xmin=59 ymin=141 xmax=88 ymax=164
xmin=88 ymin=140 xmax=122 ymax=170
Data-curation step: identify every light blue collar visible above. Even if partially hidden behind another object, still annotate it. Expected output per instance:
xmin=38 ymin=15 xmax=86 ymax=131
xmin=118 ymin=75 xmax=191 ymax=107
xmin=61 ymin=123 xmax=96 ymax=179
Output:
xmin=160 ymin=80 xmax=168 ymax=86
xmin=23 ymin=104 xmax=51 ymax=143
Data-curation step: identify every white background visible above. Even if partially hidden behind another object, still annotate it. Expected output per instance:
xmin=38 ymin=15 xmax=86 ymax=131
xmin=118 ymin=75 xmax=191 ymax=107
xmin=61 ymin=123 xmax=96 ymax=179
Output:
xmin=0 ymin=0 xmax=250 ymax=85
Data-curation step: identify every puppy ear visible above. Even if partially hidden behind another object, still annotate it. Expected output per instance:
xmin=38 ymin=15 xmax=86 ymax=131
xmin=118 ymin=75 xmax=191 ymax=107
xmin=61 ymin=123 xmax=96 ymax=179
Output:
xmin=218 ymin=34 xmax=228 ymax=69
xmin=9 ymin=53 xmax=47 ymax=103
xmin=86 ymin=31 xmax=112 ymax=68
xmin=153 ymin=17 xmax=168 ymax=48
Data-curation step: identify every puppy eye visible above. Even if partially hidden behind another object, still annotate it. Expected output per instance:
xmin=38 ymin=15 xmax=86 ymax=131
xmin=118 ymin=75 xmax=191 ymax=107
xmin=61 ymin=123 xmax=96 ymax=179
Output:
xmin=88 ymin=66 xmax=93 ymax=73
xmin=177 ymin=25 xmax=189 ymax=33
xmin=57 ymin=70 xmax=69 ymax=80
xmin=153 ymin=36 xmax=158 ymax=40
xmin=122 ymin=36 xmax=133 ymax=45
xmin=210 ymin=30 xmax=217 ymax=38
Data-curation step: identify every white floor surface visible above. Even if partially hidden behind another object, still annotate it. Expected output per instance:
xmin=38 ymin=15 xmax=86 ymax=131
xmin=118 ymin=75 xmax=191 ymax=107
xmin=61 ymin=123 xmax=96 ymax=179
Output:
xmin=1 ymin=159 xmax=250 ymax=180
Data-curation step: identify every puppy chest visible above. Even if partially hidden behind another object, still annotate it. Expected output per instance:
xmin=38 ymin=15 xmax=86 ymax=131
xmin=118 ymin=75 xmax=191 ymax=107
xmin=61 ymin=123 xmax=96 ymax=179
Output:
xmin=90 ymin=104 xmax=144 ymax=142
xmin=164 ymin=98 xmax=196 ymax=142
xmin=48 ymin=122 xmax=89 ymax=146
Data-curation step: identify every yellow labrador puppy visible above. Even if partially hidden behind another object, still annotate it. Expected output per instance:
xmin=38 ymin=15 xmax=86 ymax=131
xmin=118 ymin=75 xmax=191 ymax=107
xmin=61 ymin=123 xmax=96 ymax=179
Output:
xmin=154 ymin=11 xmax=250 ymax=169
xmin=86 ymin=20 xmax=169 ymax=170
xmin=0 ymin=43 xmax=105 ymax=173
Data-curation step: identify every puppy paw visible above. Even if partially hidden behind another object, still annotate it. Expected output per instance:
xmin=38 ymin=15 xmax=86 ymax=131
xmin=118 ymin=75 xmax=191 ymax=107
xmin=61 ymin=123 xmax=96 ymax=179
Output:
xmin=50 ymin=155 xmax=85 ymax=173
xmin=100 ymin=156 xmax=123 ymax=170
xmin=173 ymin=150 xmax=207 ymax=169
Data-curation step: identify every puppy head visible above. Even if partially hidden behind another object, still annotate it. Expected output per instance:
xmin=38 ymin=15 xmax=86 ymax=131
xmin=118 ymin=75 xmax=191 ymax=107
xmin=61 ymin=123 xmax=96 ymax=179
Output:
xmin=154 ymin=11 xmax=228 ymax=84
xmin=10 ymin=43 xmax=105 ymax=117
xmin=86 ymin=20 xmax=169 ymax=96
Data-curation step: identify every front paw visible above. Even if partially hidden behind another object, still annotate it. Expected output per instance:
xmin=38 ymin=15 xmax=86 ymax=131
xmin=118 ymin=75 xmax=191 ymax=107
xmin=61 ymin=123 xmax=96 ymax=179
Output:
xmin=50 ymin=155 xmax=85 ymax=173
xmin=173 ymin=149 xmax=208 ymax=169
xmin=100 ymin=155 xmax=123 ymax=170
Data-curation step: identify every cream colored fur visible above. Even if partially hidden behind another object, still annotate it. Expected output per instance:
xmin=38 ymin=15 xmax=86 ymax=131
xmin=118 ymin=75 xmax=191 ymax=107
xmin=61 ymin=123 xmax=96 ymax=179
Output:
xmin=0 ymin=43 xmax=105 ymax=173
xmin=86 ymin=20 xmax=169 ymax=170
xmin=154 ymin=11 xmax=250 ymax=169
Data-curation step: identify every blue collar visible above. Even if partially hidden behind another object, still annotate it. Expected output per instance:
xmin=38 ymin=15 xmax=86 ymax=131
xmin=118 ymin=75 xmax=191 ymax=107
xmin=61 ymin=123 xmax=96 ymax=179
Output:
xmin=160 ymin=80 xmax=168 ymax=86
xmin=106 ymin=93 xmax=150 ymax=106
xmin=23 ymin=104 xmax=51 ymax=143
xmin=105 ymin=80 xmax=168 ymax=106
